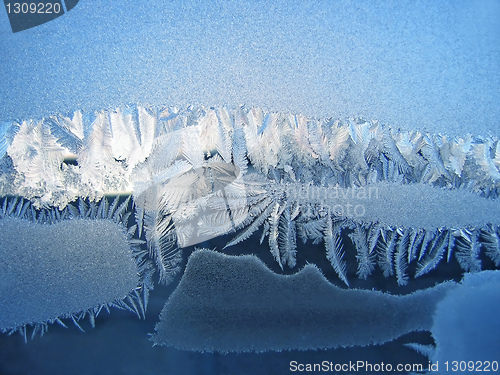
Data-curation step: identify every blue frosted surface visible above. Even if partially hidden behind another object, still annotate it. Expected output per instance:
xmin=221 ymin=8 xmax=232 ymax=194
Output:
xmin=1 ymin=0 xmax=499 ymax=136
xmin=1 ymin=1 xmax=499 ymax=374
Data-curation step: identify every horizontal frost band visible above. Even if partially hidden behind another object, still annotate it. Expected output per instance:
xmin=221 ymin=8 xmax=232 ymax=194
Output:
xmin=2 ymin=105 xmax=500 ymax=287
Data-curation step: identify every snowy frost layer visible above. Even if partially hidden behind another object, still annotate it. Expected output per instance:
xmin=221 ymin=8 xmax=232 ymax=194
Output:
xmin=0 ymin=197 xmax=153 ymax=341
xmin=2 ymin=105 xmax=500 ymax=287
xmin=152 ymin=249 xmax=456 ymax=352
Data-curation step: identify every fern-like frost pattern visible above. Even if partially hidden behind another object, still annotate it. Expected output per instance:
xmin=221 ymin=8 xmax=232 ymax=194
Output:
xmin=2 ymin=105 xmax=500 ymax=290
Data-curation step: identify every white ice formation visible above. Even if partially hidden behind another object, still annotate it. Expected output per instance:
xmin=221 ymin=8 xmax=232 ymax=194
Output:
xmin=1 ymin=105 xmax=499 ymax=287
xmin=0 ymin=104 xmax=499 ymax=349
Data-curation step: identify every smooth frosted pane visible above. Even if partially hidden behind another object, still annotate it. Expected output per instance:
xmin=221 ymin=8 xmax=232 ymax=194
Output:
xmin=1 ymin=1 xmax=498 ymax=137
xmin=0 ymin=218 xmax=138 ymax=330
xmin=153 ymin=249 xmax=455 ymax=352
xmin=431 ymin=270 xmax=500 ymax=369
xmin=288 ymin=182 xmax=500 ymax=230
